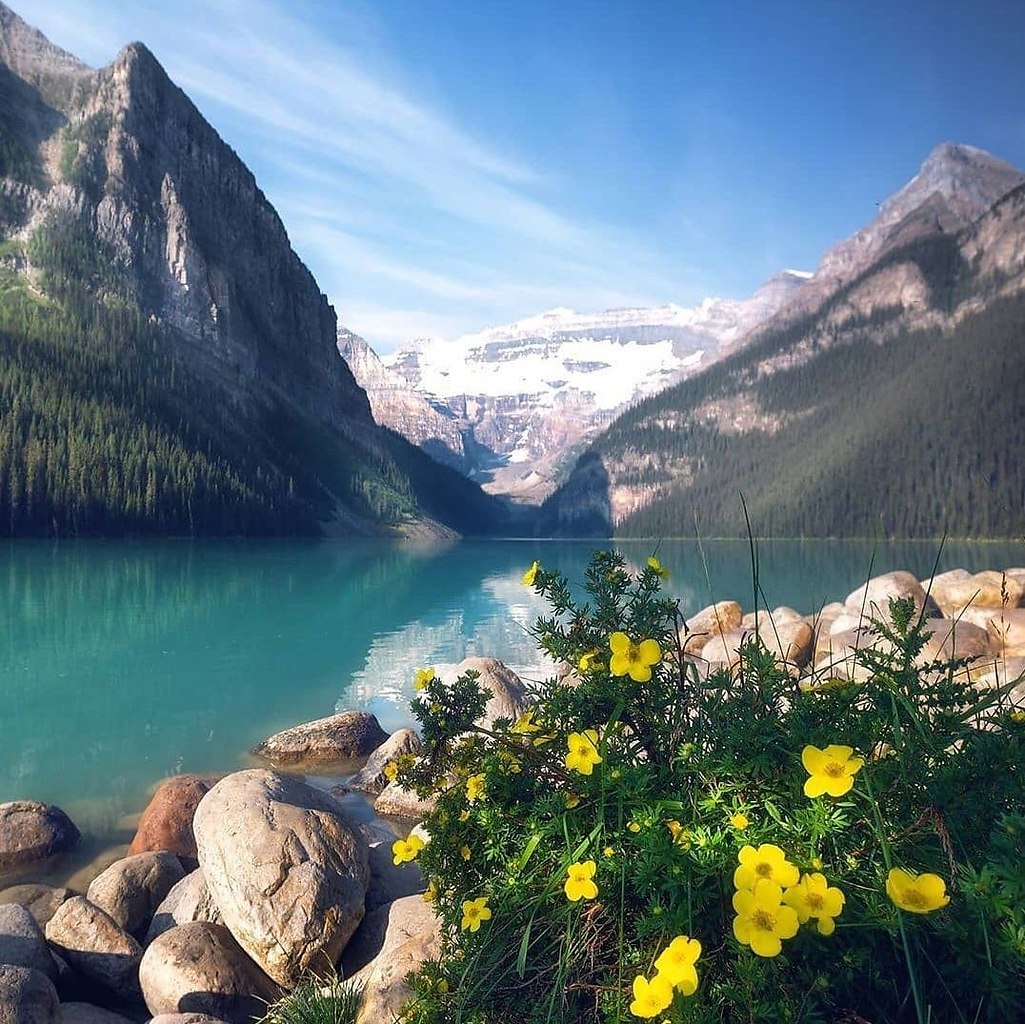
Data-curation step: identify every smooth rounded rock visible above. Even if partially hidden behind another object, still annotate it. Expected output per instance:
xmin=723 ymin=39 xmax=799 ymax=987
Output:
xmin=680 ymin=601 xmax=743 ymax=654
xmin=251 ymin=712 xmax=388 ymax=769
xmin=930 ymin=570 xmax=1025 ymax=618
xmin=0 ymin=965 xmax=60 ymax=1024
xmin=145 ymin=869 xmax=222 ymax=945
xmin=139 ymin=923 xmax=280 ymax=1024
xmin=128 ymin=775 xmax=221 ymax=865
xmin=359 ymin=824 xmax=424 ymax=912
xmin=87 ymin=852 xmax=185 ymax=940
xmin=349 ymin=730 xmax=423 ymax=797
xmin=0 ymin=904 xmax=55 ymax=982
xmin=373 ymin=779 xmax=437 ymax=820
xmin=0 ymin=886 xmax=74 ymax=929
xmin=147 ymin=1016 xmax=232 ymax=1024
xmin=845 ymin=571 xmax=930 ymax=620
xmin=193 ymin=770 xmax=369 ymax=989
xmin=0 ymin=803 xmax=80 ymax=873
xmin=61 ymin=1004 xmax=136 ymax=1024
xmin=44 ymin=896 xmax=141 ymax=996
xmin=437 ymin=657 xmax=528 ymax=730
xmin=341 ymin=893 xmax=437 ymax=979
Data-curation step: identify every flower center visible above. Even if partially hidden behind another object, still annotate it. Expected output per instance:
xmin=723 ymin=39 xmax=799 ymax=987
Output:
xmin=755 ymin=862 xmax=773 ymax=878
xmin=824 ymin=760 xmax=845 ymax=778
xmin=806 ymin=892 xmax=824 ymax=911
xmin=902 ymin=887 xmax=928 ymax=909
xmin=751 ymin=909 xmax=776 ymax=931
xmin=628 ymin=642 xmax=640 ymax=661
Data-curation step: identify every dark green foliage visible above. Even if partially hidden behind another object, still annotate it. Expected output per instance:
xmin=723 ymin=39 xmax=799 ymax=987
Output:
xmin=546 ymin=273 xmax=1025 ymax=539
xmin=0 ymin=121 xmax=41 ymax=187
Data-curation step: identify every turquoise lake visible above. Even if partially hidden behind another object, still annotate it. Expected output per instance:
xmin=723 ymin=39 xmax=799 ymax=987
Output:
xmin=3 ymin=537 xmax=1023 ymax=858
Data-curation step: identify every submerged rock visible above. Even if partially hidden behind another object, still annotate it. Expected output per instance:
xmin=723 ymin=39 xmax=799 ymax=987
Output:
xmin=349 ymin=729 xmax=423 ymax=797
xmin=0 ymin=802 xmax=80 ymax=872
xmin=251 ymin=712 xmax=388 ymax=768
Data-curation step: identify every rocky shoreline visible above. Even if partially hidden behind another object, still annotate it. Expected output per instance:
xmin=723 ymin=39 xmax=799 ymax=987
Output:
xmin=1 ymin=567 xmax=1023 ymax=1023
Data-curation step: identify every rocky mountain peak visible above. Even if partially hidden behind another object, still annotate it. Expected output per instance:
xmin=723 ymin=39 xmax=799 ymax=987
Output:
xmin=0 ymin=1 xmax=90 ymax=82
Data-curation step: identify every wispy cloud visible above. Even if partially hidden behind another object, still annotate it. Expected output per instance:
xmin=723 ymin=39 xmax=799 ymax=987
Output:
xmin=24 ymin=0 xmax=692 ymax=350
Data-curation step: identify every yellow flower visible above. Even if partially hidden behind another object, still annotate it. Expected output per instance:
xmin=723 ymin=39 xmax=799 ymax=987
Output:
xmin=564 ymin=860 xmax=598 ymax=901
xmin=629 ymin=974 xmax=674 ymax=1018
xmin=1011 ymin=710 xmax=1025 ymax=724
xmin=422 ymin=880 xmax=438 ymax=903
xmin=511 ymin=708 xmax=542 ymax=734
xmin=627 ymin=821 xmax=641 ymax=834
xmin=886 ymin=867 xmax=950 ymax=914
xmin=783 ymin=872 xmax=845 ymax=935
xmin=734 ymin=844 xmax=800 ymax=891
xmin=436 ymin=979 xmax=449 ymax=994
xmin=578 ymin=649 xmax=602 ymax=672
xmin=646 ymin=555 xmax=670 ymax=579
xmin=565 ymin=729 xmax=602 ymax=775
xmin=729 ymin=812 xmax=750 ymax=830
xmin=732 ymin=881 xmax=800 ymax=957
xmin=465 ymin=773 xmax=486 ymax=803
xmin=458 ymin=810 xmax=470 ymax=822
xmin=391 ymin=834 xmax=425 ymax=866
xmin=460 ymin=896 xmax=492 ymax=932
xmin=802 ymin=744 xmax=864 ymax=798
xmin=564 ymin=791 xmax=581 ymax=809
xmin=603 ymin=845 xmax=615 ymax=858
xmin=383 ymin=761 xmax=398 ymax=782
xmin=414 ymin=666 xmax=435 ymax=691
xmin=522 ymin=560 xmax=540 ymax=586
xmin=609 ymin=631 xmax=662 ymax=682
xmin=666 ymin=820 xmax=692 ymax=848
xmin=653 ymin=935 xmax=701 ymax=994
xmin=460 ymin=845 xmax=471 ymax=861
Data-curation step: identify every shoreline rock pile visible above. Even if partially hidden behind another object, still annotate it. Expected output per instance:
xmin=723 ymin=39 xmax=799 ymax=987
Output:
xmin=0 ymin=569 xmax=1022 ymax=1022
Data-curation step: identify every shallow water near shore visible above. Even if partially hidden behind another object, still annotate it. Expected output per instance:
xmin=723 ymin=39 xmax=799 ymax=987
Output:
xmin=2 ymin=536 xmax=1022 ymax=873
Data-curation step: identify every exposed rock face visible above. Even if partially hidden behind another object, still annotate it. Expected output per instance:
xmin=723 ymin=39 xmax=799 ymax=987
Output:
xmin=43 ymin=896 xmax=142 ymax=996
xmin=145 ymin=868 xmax=222 ymax=945
xmin=0 ymin=904 xmax=56 ymax=981
xmin=0 ymin=802 xmax=79 ymax=873
xmin=139 ymin=923 xmax=280 ymax=1024
xmin=342 ymin=274 xmax=807 ymax=504
xmin=85 ymin=852 xmax=185 ymax=939
xmin=251 ymin=711 xmax=388 ymax=769
xmin=193 ymin=771 xmax=370 ymax=988
xmin=0 ymin=965 xmax=60 ymax=1024
xmin=127 ymin=775 xmax=221 ymax=864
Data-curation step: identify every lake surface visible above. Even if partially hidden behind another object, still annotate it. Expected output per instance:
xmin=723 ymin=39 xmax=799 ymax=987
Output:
xmin=3 ymin=537 xmax=1023 ymax=853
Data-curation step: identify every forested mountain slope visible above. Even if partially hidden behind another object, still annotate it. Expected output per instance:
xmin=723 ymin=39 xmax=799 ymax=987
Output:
xmin=539 ymin=161 xmax=1025 ymax=539
xmin=0 ymin=3 xmax=502 ymax=537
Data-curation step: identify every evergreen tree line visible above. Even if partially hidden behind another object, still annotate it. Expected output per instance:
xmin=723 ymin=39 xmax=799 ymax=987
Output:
xmin=541 ymin=232 xmax=1025 ymax=539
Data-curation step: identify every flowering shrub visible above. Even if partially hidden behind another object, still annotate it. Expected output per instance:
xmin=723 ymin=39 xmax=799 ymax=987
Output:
xmin=395 ymin=551 xmax=1025 ymax=1023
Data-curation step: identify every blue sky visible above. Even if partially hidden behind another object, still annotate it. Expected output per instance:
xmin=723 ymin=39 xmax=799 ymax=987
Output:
xmin=25 ymin=0 xmax=1025 ymax=351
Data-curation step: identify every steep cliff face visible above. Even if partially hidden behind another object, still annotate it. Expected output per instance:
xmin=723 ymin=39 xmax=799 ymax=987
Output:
xmin=540 ymin=145 xmax=1025 ymax=539
xmin=342 ymin=275 xmax=807 ymax=504
xmin=0 ymin=4 xmax=501 ymax=537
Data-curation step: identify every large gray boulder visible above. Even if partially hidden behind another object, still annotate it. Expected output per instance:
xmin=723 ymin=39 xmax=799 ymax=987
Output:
xmin=86 ymin=853 xmax=185 ymax=940
xmin=845 ymin=571 xmax=931 ymax=619
xmin=145 ymin=870 xmax=222 ymax=945
xmin=60 ymin=1005 xmax=136 ymax=1024
xmin=44 ymin=897 xmax=142 ymax=997
xmin=139 ymin=923 xmax=279 ymax=1024
xmin=349 ymin=730 xmax=423 ymax=797
xmin=0 ymin=905 xmax=56 ymax=982
xmin=193 ymin=771 xmax=370 ymax=988
xmin=251 ymin=712 xmax=388 ymax=769
xmin=929 ymin=570 xmax=1024 ymax=618
xmin=0 ymin=965 xmax=60 ymax=1024
xmin=0 ymin=803 xmax=79 ymax=873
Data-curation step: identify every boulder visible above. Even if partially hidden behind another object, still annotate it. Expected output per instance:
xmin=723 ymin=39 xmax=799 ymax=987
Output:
xmin=0 ymin=885 xmax=73 ymax=929
xmin=0 ymin=965 xmax=60 ymax=1024
xmin=251 ymin=712 xmax=388 ymax=769
xmin=86 ymin=853 xmax=185 ymax=940
xmin=373 ymin=780 xmax=437 ymax=820
xmin=44 ymin=896 xmax=142 ymax=997
xmin=358 ymin=824 xmax=424 ymax=912
xmin=341 ymin=894 xmax=438 ymax=980
xmin=916 ymin=619 xmax=994 ymax=675
xmin=349 ymin=730 xmax=423 ymax=797
xmin=145 ymin=870 xmax=222 ymax=945
xmin=698 ymin=619 xmax=813 ymax=673
xmin=60 ymin=1005 xmax=136 ymax=1024
xmin=139 ymin=923 xmax=279 ymax=1024
xmin=349 ymin=896 xmax=442 ymax=1024
xmin=0 ymin=904 xmax=56 ymax=982
xmin=980 ymin=608 xmax=1025 ymax=658
xmin=127 ymin=775 xmax=221 ymax=864
xmin=193 ymin=771 xmax=369 ymax=989
xmin=437 ymin=658 xmax=528 ymax=730
xmin=679 ymin=601 xmax=743 ymax=655
xmin=148 ymin=1016 xmax=232 ymax=1024
xmin=845 ymin=571 xmax=931 ymax=620
xmin=973 ymin=656 xmax=1025 ymax=691
xmin=930 ymin=570 xmax=1025 ymax=618
xmin=0 ymin=803 xmax=79 ymax=873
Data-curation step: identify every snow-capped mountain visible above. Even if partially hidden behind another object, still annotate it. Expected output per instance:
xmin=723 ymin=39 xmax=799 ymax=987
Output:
xmin=340 ymin=272 xmax=808 ymax=503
